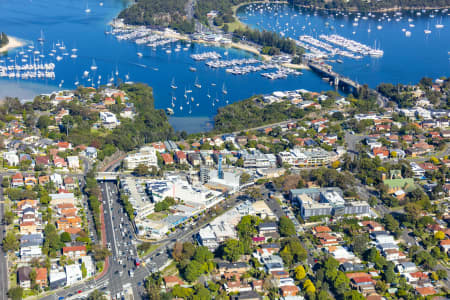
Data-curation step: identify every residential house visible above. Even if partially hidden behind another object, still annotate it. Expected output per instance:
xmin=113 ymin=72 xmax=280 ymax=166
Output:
xmin=64 ymin=177 xmax=75 ymax=190
xmin=174 ymin=151 xmax=187 ymax=164
xmin=11 ymin=172 xmax=24 ymax=187
xmin=67 ymin=156 xmax=80 ymax=169
xmin=258 ymin=222 xmax=278 ymax=236
xmin=188 ymin=152 xmax=201 ymax=166
xmin=63 ymin=245 xmax=86 ymax=259
xmin=280 ymin=285 xmax=299 ymax=297
xmin=164 ymin=276 xmax=184 ymax=288
xmin=35 ymin=268 xmax=48 ymax=288
xmin=17 ymin=266 xmax=32 ymax=288
xmin=161 ymin=153 xmax=174 ymax=165
xmin=20 ymin=221 xmax=37 ymax=234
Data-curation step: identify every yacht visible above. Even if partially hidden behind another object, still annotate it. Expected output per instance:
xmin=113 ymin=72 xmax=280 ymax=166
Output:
xmin=166 ymin=107 xmax=174 ymax=115
xmin=194 ymin=77 xmax=201 ymax=89
xmin=170 ymin=78 xmax=177 ymax=89
xmin=90 ymin=59 xmax=98 ymax=71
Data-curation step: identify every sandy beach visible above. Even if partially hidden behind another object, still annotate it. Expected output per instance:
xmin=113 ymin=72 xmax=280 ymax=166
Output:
xmin=0 ymin=36 xmax=25 ymax=53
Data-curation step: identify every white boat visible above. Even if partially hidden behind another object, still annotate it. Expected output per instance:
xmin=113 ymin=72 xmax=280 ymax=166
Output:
xmin=70 ymin=53 xmax=78 ymax=59
xmin=99 ymin=2 xmax=103 ymax=6
xmin=405 ymin=31 xmax=411 ymax=37
xmin=37 ymin=29 xmax=45 ymax=43
xmin=222 ymin=83 xmax=227 ymax=95
xmin=170 ymin=78 xmax=177 ymax=89
xmin=435 ymin=18 xmax=444 ymax=28
xmin=194 ymin=77 xmax=201 ymax=89
xmin=137 ymin=52 xmax=143 ymax=57
xmin=377 ymin=25 xmax=382 ymax=30
xmin=85 ymin=3 xmax=91 ymax=13
xmin=90 ymin=59 xmax=98 ymax=71
xmin=56 ymin=56 xmax=63 ymax=61
xmin=83 ymin=70 xmax=89 ymax=77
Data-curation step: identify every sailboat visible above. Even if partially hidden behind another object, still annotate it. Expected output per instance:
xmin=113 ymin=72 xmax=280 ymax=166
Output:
xmin=170 ymin=78 xmax=177 ymax=89
xmin=194 ymin=77 xmax=201 ymax=88
xmin=435 ymin=17 xmax=444 ymax=28
xmin=115 ymin=66 xmax=119 ymax=76
xmin=424 ymin=23 xmax=432 ymax=34
xmin=90 ymin=59 xmax=98 ymax=71
xmin=37 ymin=30 xmax=45 ymax=43
xmin=85 ymin=3 xmax=91 ymax=13
xmin=222 ymin=83 xmax=228 ymax=95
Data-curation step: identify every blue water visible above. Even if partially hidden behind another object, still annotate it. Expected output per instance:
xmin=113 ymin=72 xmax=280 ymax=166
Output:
xmin=0 ymin=0 xmax=333 ymax=132
xmin=237 ymin=3 xmax=450 ymax=86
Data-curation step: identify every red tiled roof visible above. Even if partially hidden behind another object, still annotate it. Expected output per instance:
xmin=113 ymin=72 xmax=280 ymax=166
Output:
xmin=63 ymin=245 xmax=86 ymax=253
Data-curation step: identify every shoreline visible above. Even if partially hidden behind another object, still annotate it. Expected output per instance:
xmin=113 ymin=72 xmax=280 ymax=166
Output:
xmin=0 ymin=36 xmax=25 ymax=53
xmin=289 ymin=3 xmax=450 ymax=13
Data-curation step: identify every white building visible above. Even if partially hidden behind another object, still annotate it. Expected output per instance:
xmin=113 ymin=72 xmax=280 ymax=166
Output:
xmin=67 ymin=156 xmax=80 ymax=169
xmin=277 ymin=148 xmax=338 ymax=167
xmin=80 ymin=256 xmax=95 ymax=278
xmin=65 ymin=264 xmax=82 ymax=286
xmin=99 ymin=111 xmax=120 ymax=128
xmin=50 ymin=173 xmax=63 ymax=187
xmin=124 ymin=146 xmax=158 ymax=170
xmin=3 ymin=151 xmax=19 ymax=166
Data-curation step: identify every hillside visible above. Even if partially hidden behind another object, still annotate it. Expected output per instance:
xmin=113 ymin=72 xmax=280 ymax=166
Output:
xmin=118 ymin=0 xmax=194 ymax=33
xmin=0 ymin=32 xmax=9 ymax=48
xmin=288 ymin=0 xmax=450 ymax=11
xmin=213 ymin=96 xmax=307 ymax=133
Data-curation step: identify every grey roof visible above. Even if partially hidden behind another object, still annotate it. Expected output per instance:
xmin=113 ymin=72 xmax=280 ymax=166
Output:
xmin=17 ymin=266 xmax=32 ymax=282
xmin=260 ymin=243 xmax=280 ymax=249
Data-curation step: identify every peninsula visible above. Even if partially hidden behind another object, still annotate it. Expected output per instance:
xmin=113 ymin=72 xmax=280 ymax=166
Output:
xmin=0 ymin=32 xmax=24 ymax=53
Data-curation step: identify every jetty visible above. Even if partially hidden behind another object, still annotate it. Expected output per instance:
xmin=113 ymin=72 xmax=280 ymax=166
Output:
xmin=308 ymin=61 xmax=360 ymax=93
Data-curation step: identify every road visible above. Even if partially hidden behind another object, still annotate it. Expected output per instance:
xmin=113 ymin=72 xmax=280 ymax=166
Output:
xmin=0 ymin=176 xmax=8 ymax=300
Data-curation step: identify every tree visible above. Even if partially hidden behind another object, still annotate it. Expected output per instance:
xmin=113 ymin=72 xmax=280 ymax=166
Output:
xmin=294 ymin=265 xmax=306 ymax=281
xmin=303 ymin=279 xmax=316 ymax=294
xmin=81 ymin=262 xmax=87 ymax=278
xmin=240 ymin=172 xmax=251 ymax=185
xmin=37 ymin=115 xmax=52 ymax=131
xmin=2 ymin=231 xmax=19 ymax=252
xmin=222 ymin=239 xmax=243 ymax=262
xmin=3 ymin=211 xmax=14 ymax=225
xmin=193 ymin=246 xmax=213 ymax=263
xmin=8 ymin=287 xmax=23 ymax=300
xmin=91 ymin=245 xmax=111 ymax=261
xmin=436 ymin=269 xmax=447 ymax=280
xmin=133 ymin=164 xmax=150 ymax=176
xmin=279 ymin=217 xmax=296 ymax=237
xmin=61 ymin=115 xmax=74 ymax=136
xmin=60 ymin=232 xmax=72 ymax=243
xmin=352 ymin=235 xmax=367 ymax=255
xmin=332 ymin=160 xmax=340 ymax=169
xmin=184 ymin=261 xmax=203 ymax=282
xmin=383 ymin=266 xmax=396 ymax=283
xmin=434 ymin=231 xmax=445 ymax=240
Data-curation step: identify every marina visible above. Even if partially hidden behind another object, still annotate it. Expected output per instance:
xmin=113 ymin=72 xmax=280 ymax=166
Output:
xmin=0 ymin=0 xmax=448 ymax=131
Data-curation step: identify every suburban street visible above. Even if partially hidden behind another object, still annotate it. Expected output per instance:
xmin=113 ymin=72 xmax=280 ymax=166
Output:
xmin=0 ymin=176 xmax=8 ymax=300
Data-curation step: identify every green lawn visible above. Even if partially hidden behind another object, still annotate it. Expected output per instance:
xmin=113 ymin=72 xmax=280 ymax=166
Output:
xmin=147 ymin=212 xmax=169 ymax=221
xmin=139 ymin=244 xmax=160 ymax=258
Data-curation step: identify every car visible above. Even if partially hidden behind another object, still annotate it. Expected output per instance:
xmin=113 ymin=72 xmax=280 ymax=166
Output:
xmin=77 ymin=290 xmax=82 ymax=294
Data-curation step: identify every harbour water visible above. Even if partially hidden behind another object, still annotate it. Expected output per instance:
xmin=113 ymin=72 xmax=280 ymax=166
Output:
xmin=0 ymin=1 xmax=448 ymax=132
xmin=0 ymin=0 xmax=331 ymax=132
xmin=237 ymin=3 xmax=450 ymax=87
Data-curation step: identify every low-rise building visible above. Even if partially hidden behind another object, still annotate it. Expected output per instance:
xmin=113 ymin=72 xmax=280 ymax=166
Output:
xmin=124 ymin=146 xmax=158 ymax=170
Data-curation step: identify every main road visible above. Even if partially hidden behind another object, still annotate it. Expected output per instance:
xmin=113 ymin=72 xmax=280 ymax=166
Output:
xmin=0 ymin=176 xmax=9 ymax=300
